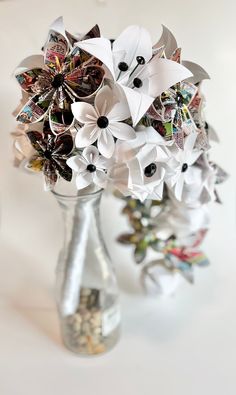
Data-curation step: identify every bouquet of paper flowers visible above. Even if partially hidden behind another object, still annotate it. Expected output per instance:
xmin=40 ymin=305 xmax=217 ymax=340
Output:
xmin=12 ymin=17 xmax=227 ymax=295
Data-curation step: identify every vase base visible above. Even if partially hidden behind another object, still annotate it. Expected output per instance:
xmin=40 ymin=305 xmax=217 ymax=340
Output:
xmin=59 ymin=288 xmax=121 ymax=356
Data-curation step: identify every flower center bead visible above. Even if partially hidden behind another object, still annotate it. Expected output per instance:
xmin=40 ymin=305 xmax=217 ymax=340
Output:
xmin=51 ymin=73 xmax=64 ymax=89
xmin=181 ymin=163 xmax=188 ymax=172
xmin=133 ymin=78 xmax=143 ymax=88
xmin=118 ymin=62 xmax=129 ymax=72
xmin=87 ymin=164 xmax=96 ymax=173
xmin=136 ymin=56 xmax=145 ymax=65
xmin=144 ymin=163 xmax=157 ymax=177
xmin=44 ymin=150 xmax=52 ymax=160
xmin=97 ymin=116 xmax=109 ymax=129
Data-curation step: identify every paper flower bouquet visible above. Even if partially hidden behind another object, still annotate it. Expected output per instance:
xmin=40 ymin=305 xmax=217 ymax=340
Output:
xmin=12 ymin=17 xmax=227 ymax=355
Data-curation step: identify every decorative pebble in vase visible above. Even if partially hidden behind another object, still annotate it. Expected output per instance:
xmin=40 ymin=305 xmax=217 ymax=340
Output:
xmin=53 ymin=187 xmax=121 ymax=356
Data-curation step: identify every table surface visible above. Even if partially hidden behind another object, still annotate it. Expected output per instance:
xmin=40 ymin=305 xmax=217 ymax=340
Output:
xmin=0 ymin=1 xmax=236 ymax=394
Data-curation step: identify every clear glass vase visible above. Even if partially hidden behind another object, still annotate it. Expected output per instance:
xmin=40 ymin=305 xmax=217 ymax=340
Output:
xmin=53 ymin=188 xmax=121 ymax=356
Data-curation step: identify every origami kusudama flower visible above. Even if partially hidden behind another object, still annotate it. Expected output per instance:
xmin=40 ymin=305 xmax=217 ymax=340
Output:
xmin=114 ymin=126 xmax=174 ymax=201
xmin=26 ymin=123 xmax=73 ymax=190
xmin=165 ymin=132 xmax=202 ymax=201
xmin=67 ymin=146 xmax=109 ymax=190
xmin=72 ymin=86 xmax=136 ymax=158
xmin=15 ymin=17 xmax=105 ymax=134
xmin=76 ymin=25 xmax=193 ymax=126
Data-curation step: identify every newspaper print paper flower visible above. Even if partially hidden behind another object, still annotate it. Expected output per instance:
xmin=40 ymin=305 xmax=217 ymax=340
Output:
xmin=26 ymin=123 xmax=73 ymax=190
xmin=67 ymin=146 xmax=109 ymax=190
xmin=15 ymin=17 xmax=104 ymax=134
xmin=72 ymin=85 xmax=136 ymax=158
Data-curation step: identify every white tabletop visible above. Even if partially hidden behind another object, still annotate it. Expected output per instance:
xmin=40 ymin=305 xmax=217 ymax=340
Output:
xmin=0 ymin=1 xmax=236 ymax=394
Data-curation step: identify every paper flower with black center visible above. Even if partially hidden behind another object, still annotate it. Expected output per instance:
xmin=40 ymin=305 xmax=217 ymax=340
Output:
xmin=165 ymin=132 xmax=202 ymax=200
xmin=72 ymin=85 xmax=136 ymax=158
xmin=15 ymin=17 xmax=104 ymax=134
xmin=26 ymin=123 xmax=73 ymax=190
xmin=67 ymin=146 xmax=110 ymax=190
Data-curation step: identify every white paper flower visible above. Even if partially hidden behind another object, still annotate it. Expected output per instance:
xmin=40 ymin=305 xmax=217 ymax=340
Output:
xmin=67 ymin=146 xmax=109 ymax=190
xmin=127 ymin=147 xmax=166 ymax=201
xmin=76 ymin=26 xmax=193 ymax=126
xmin=166 ymin=132 xmax=202 ymax=200
xmin=72 ymin=86 xmax=136 ymax=158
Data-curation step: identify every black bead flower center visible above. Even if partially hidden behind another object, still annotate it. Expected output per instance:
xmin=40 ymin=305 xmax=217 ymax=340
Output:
xmin=87 ymin=164 xmax=96 ymax=173
xmin=133 ymin=77 xmax=143 ymax=88
xmin=136 ymin=56 xmax=145 ymax=65
xmin=51 ymin=73 xmax=64 ymax=89
xmin=144 ymin=163 xmax=157 ymax=177
xmin=181 ymin=163 xmax=188 ymax=172
xmin=97 ymin=116 xmax=109 ymax=129
xmin=118 ymin=62 xmax=129 ymax=72
xmin=176 ymin=92 xmax=184 ymax=106
xmin=44 ymin=150 xmax=52 ymax=160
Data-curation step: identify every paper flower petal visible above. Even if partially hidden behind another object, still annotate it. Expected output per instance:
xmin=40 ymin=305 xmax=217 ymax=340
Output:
xmin=49 ymin=101 xmax=74 ymax=135
xmin=67 ymin=156 xmax=87 ymax=172
xmin=15 ymin=55 xmax=45 ymax=73
xmin=175 ymin=173 xmax=185 ymax=200
xmin=83 ymin=146 xmax=100 ymax=164
xmin=95 ymin=86 xmax=115 ymax=116
xmin=121 ymin=85 xmax=154 ymax=126
xmin=72 ymin=102 xmax=97 ymax=124
xmin=75 ymin=124 xmax=100 ymax=148
xmin=16 ymin=94 xmax=48 ymax=123
xmin=184 ymin=132 xmax=198 ymax=153
xmin=76 ymin=37 xmax=115 ymax=78
xmin=153 ymin=25 xmax=178 ymax=58
xmin=53 ymin=133 xmax=74 ymax=156
xmin=44 ymin=17 xmax=69 ymax=70
xmin=76 ymin=172 xmax=93 ymax=190
xmin=15 ymin=68 xmax=45 ymax=94
xmin=107 ymin=95 xmax=131 ymax=121
xmin=146 ymin=57 xmax=193 ymax=98
xmin=182 ymin=60 xmax=210 ymax=85
xmin=113 ymin=25 xmax=152 ymax=70
xmin=110 ymin=122 xmax=136 ymax=140
xmin=98 ymin=129 xmax=115 ymax=158
xmin=93 ymin=169 xmax=107 ymax=188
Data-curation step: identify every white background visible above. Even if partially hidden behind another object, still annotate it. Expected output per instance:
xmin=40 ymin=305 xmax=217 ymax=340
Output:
xmin=0 ymin=1 xmax=236 ymax=394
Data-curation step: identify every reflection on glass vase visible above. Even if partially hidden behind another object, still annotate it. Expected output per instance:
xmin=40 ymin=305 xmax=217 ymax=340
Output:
xmin=53 ymin=188 xmax=121 ymax=356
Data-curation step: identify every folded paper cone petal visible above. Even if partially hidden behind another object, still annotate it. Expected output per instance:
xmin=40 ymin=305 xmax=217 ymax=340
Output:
xmin=147 ymin=58 xmax=193 ymax=98
xmin=76 ymin=37 xmax=115 ymax=78
xmin=72 ymin=102 xmax=98 ymax=124
xmin=182 ymin=60 xmax=210 ymax=84
xmin=153 ymin=25 xmax=178 ymax=59
xmin=121 ymin=85 xmax=154 ymax=126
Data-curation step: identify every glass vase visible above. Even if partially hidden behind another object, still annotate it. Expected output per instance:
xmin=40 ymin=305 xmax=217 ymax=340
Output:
xmin=53 ymin=188 xmax=121 ymax=356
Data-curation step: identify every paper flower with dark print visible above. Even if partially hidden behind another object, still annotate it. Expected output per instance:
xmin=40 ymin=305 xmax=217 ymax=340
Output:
xmin=26 ymin=122 xmax=73 ymax=190
xmin=15 ymin=17 xmax=104 ymax=134
xmin=149 ymin=81 xmax=198 ymax=149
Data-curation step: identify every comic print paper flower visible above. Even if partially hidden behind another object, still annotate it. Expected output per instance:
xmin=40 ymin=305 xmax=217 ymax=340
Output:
xmin=67 ymin=146 xmax=109 ymax=190
xmin=15 ymin=17 xmax=105 ymax=134
xmin=149 ymin=81 xmax=198 ymax=149
xmin=76 ymin=25 xmax=193 ymax=126
xmin=72 ymin=85 xmax=136 ymax=158
xmin=165 ymin=132 xmax=202 ymax=201
xmin=26 ymin=123 xmax=73 ymax=190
